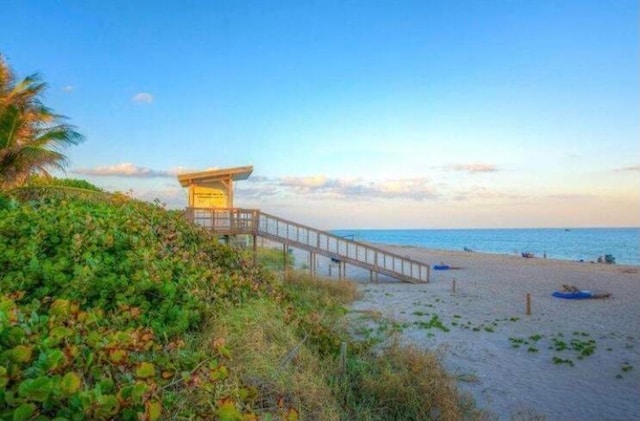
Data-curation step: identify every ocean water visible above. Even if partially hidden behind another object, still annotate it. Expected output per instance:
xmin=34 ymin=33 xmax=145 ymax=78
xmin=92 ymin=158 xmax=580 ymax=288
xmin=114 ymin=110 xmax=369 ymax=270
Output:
xmin=331 ymin=228 xmax=640 ymax=266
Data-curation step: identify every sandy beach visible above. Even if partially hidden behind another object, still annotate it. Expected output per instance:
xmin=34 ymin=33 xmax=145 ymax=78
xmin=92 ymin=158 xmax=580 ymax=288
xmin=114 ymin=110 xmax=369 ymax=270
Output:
xmin=296 ymin=246 xmax=640 ymax=420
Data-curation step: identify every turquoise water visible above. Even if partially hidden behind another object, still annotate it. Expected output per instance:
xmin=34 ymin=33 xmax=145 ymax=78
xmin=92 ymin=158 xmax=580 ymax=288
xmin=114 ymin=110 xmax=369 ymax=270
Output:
xmin=331 ymin=228 xmax=640 ymax=266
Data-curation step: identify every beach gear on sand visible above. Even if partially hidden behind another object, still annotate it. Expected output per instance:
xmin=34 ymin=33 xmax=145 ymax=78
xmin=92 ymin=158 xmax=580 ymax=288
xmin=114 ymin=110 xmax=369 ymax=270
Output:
xmin=433 ymin=264 xmax=450 ymax=270
xmin=553 ymin=291 xmax=594 ymax=299
xmin=552 ymin=284 xmax=611 ymax=299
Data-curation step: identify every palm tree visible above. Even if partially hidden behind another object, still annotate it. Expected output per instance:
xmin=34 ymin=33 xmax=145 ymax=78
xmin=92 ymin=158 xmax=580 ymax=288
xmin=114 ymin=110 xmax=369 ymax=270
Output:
xmin=0 ymin=54 xmax=84 ymax=190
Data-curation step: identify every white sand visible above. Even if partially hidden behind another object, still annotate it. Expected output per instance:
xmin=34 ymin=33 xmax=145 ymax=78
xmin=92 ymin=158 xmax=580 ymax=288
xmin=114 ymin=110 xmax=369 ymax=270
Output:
xmin=295 ymin=246 xmax=640 ymax=420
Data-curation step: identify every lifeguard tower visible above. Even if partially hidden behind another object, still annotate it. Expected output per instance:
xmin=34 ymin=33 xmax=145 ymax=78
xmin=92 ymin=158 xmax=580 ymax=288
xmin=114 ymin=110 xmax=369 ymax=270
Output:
xmin=178 ymin=165 xmax=257 ymax=244
xmin=178 ymin=165 xmax=431 ymax=283
xmin=178 ymin=165 xmax=253 ymax=209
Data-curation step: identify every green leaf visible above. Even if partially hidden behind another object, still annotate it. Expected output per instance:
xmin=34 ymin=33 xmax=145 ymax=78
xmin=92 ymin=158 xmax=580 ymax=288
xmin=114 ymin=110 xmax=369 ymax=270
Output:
xmin=108 ymin=349 xmax=128 ymax=365
xmin=94 ymin=394 xmax=119 ymax=418
xmin=145 ymin=400 xmax=162 ymax=421
xmin=59 ymin=372 xmax=82 ymax=395
xmin=130 ymin=382 xmax=148 ymax=404
xmin=1 ymin=326 xmax=26 ymax=347
xmin=48 ymin=326 xmax=73 ymax=343
xmin=18 ymin=376 xmax=52 ymax=402
xmin=12 ymin=403 xmax=36 ymax=421
xmin=49 ymin=299 xmax=71 ymax=317
xmin=42 ymin=349 xmax=67 ymax=371
xmin=216 ymin=399 xmax=243 ymax=421
xmin=135 ymin=362 xmax=155 ymax=379
xmin=11 ymin=345 xmax=33 ymax=364
xmin=97 ymin=378 xmax=114 ymax=394
xmin=0 ymin=366 xmax=8 ymax=389
xmin=210 ymin=365 xmax=229 ymax=381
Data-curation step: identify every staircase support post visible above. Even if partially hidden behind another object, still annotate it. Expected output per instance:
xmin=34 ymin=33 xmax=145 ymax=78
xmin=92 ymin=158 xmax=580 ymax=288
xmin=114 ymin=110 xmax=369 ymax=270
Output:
xmin=282 ymin=242 xmax=287 ymax=274
xmin=309 ymin=252 xmax=314 ymax=277
xmin=252 ymin=234 xmax=257 ymax=265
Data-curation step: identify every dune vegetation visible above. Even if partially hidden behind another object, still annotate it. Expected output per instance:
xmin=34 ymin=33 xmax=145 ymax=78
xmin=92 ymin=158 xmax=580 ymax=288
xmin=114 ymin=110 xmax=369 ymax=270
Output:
xmin=0 ymin=186 xmax=483 ymax=420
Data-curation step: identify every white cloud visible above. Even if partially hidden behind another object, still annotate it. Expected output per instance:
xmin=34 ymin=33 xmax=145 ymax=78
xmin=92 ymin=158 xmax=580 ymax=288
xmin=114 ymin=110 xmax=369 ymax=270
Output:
xmin=131 ymin=92 xmax=154 ymax=104
xmin=451 ymin=186 xmax=526 ymax=202
xmin=239 ymin=175 xmax=437 ymax=201
xmin=447 ymin=163 xmax=498 ymax=173
xmin=61 ymin=85 xmax=74 ymax=92
xmin=281 ymin=175 xmax=329 ymax=188
xmin=613 ymin=165 xmax=640 ymax=173
xmin=73 ymin=163 xmax=177 ymax=178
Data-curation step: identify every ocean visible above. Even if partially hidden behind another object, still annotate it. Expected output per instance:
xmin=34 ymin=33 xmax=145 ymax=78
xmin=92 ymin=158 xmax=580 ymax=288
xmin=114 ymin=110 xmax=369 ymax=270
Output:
xmin=331 ymin=227 xmax=640 ymax=266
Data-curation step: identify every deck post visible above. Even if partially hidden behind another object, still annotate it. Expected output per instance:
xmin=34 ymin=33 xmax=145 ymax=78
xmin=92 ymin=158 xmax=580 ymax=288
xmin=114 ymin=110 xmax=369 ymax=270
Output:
xmin=252 ymin=234 xmax=257 ymax=265
xmin=283 ymin=242 xmax=287 ymax=274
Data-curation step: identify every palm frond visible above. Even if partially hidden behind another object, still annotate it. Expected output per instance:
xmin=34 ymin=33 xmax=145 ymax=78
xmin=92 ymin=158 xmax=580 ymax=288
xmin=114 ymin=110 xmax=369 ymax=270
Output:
xmin=0 ymin=104 xmax=20 ymax=149
xmin=0 ymin=58 xmax=84 ymax=190
xmin=32 ymin=124 xmax=85 ymax=149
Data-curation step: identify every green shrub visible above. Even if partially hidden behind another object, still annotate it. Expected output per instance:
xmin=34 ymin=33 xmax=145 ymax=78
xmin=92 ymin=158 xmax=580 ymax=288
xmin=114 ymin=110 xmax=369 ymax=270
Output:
xmin=25 ymin=176 xmax=104 ymax=192
xmin=0 ymin=191 xmax=279 ymax=419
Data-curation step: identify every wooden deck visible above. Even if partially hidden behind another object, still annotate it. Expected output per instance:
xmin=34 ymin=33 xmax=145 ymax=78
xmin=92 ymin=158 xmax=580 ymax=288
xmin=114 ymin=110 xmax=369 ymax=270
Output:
xmin=185 ymin=207 xmax=430 ymax=283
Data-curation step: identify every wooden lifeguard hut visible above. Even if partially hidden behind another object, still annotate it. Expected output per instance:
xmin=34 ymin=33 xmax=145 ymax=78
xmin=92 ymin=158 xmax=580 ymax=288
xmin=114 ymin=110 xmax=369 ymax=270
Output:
xmin=178 ymin=165 xmax=257 ymax=246
xmin=177 ymin=165 xmax=253 ymax=209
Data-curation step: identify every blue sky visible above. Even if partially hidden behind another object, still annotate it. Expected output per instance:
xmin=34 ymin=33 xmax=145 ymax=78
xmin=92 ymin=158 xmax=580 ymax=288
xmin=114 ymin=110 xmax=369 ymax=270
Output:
xmin=2 ymin=0 xmax=638 ymax=228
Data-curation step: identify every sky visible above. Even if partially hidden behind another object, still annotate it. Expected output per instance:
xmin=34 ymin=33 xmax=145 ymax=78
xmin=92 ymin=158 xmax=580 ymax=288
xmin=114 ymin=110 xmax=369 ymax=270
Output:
xmin=1 ymin=0 xmax=638 ymax=229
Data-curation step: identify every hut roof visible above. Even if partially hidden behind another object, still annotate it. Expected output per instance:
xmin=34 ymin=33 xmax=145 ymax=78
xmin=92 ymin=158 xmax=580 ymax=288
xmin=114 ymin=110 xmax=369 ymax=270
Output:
xmin=177 ymin=165 xmax=253 ymax=187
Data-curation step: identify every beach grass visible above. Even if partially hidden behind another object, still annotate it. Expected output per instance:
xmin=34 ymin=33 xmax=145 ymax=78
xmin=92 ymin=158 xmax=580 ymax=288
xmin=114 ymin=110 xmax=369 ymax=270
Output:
xmin=256 ymin=245 xmax=296 ymax=270
xmin=196 ymin=270 xmax=486 ymax=420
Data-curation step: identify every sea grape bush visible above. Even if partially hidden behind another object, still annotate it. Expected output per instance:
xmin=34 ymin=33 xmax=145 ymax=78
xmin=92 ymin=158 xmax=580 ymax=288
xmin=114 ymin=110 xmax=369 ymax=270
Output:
xmin=0 ymin=193 xmax=273 ymax=337
xmin=24 ymin=176 xmax=104 ymax=192
xmin=0 ymin=191 xmax=283 ymax=419
xmin=1 ymin=294 xmax=165 ymax=420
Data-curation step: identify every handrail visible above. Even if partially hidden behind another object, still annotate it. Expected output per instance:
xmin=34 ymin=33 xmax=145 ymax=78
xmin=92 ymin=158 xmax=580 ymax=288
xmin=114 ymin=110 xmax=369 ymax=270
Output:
xmin=185 ymin=207 xmax=258 ymax=234
xmin=185 ymin=207 xmax=430 ymax=283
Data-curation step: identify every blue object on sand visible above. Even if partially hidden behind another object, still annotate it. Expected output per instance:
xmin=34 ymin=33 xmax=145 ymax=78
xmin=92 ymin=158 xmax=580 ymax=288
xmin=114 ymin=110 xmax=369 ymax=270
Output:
xmin=552 ymin=291 xmax=594 ymax=299
xmin=433 ymin=264 xmax=450 ymax=270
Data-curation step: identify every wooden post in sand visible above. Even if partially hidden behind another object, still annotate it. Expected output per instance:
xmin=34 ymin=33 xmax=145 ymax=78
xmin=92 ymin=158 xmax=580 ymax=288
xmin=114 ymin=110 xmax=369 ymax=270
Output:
xmin=309 ymin=252 xmax=315 ymax=277
xmin=526 ymin=293 xmax=531 ymax=315
xmin=452 ymin=278 xmax=456 ymax=293
xmin=283 ymin=243 xmax=288 ymax=274
xmin=339 ymin=341 xmax=347 ymax=374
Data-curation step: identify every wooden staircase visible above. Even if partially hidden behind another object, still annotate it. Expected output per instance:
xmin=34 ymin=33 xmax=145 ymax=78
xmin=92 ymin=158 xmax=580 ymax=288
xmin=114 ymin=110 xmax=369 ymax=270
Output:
xmin=185 ymin=207 xmax=430 ymax=283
